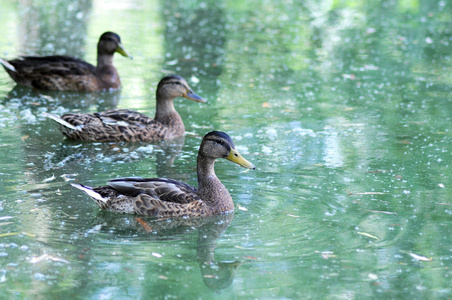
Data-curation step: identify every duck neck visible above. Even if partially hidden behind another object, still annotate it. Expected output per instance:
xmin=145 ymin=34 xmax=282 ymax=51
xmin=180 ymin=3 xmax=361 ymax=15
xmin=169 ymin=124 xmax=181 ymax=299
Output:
xmin=197 ymin=156 xmax=234 ymax=213
xmin=97 ymin=53 xmax=114 ymax=69
xmin=95 ymin=54 xmax=120 ymax=89
xmin=154 ymin=94 xmax=184 ymax=131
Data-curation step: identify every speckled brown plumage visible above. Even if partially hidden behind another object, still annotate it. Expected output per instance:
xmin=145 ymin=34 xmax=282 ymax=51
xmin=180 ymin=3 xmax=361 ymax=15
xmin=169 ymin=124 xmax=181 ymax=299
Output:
xmin=0 ymin=32 xmax=131 ymax=91
xmin=71 ymin=131 xmax=255 ymax=218
xmin=47 ymin=75 xmax=205 ymax=142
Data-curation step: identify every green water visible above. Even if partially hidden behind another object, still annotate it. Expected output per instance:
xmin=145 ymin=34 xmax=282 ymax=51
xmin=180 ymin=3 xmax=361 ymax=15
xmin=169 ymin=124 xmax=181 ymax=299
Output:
xmin=1 ymin=0 xmax=452 ymax=298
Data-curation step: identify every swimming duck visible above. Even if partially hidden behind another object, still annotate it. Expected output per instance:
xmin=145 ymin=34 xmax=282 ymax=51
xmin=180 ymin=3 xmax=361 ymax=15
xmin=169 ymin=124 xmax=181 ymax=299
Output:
xmin=71 ymin=131 xmax=255 ymax=217
xmin=0 ymin=32 xmax=131 ymax=91
xmin=45 ymin=75 xmax=205 ymax=142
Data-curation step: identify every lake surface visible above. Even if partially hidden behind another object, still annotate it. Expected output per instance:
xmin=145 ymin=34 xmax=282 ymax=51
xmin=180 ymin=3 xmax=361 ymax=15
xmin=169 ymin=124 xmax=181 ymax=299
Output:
xmin=1 ymin=0 xmax=452 ymax=298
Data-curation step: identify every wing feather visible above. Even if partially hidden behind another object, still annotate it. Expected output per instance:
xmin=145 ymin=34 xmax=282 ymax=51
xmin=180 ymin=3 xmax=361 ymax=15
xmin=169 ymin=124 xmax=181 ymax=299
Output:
xmin=108 ymin=177 xmax=200 ymax=204
xmin=54 ymin=110 xmax=169 ymax=142
xmin=98 ymin=109 xmax=156 ymax=126
xmin=79 ymin=177 xmax=210 ymax=217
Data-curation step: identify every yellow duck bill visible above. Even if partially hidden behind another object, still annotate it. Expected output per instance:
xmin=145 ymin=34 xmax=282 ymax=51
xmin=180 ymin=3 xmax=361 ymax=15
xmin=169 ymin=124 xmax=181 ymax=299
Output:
xmin=227 ymin=148 xmax=255 ymax=169
xmin=116 ymin=43 xmax=133 ymax=59
xmin=184 ymin=90 xmax=206 ymax=103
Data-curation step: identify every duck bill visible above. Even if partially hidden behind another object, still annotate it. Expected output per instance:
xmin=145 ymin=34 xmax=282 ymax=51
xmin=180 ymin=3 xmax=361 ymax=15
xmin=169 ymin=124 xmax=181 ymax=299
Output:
xmin=184 ymin=90 xmax=206 ymax=103
xmin=116 ymin=43 xmax=133 ymax=59
xmin=227 ymin=148 xmax=255 ymax=170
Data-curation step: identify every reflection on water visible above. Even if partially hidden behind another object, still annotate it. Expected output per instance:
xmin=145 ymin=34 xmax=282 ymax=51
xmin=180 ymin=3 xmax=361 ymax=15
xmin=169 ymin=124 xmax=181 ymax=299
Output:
xmin=161 ymin=1 xmax=226 ymax=96
xmin=153 ymin=135 xmax=187 ymax=178
xmin=196 ymin=214 xmax=240 ymax=290
xmin=4 ymin=85 xmax=121 ymax=110
xmin=90 ymin=212 xmax=238 ymax=291
xmin=16 ymin=0 xmax=92 ymax=57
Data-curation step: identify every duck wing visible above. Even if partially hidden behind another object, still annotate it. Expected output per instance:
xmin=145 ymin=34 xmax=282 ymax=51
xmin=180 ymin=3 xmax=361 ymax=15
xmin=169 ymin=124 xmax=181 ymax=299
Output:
xmin=97 ymin=109 xmax=156 ymax=127
xmin=58 ymin=109 xmax=153 ymax=129
xmin=54 ymin=109 xmax=166 ymax=142
xmin=14 ymin=56 xmax=96 ymax=74
xmin=108 ymin=177 xmax=200 ymax=204
xmin=73 ymin=177 xmax=211 ymax=217
xmin=6 ymin=56 xmax=98 ymax=90
xmin=106 ymin=177 xmax=208 ymax=217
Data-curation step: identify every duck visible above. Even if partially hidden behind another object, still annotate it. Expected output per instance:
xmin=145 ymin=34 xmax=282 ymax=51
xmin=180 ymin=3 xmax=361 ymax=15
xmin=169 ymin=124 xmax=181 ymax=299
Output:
xmin=45 ymin=75 xmax=205 ymax=142
xmin=0 ymin=32 xmax=131 ymax=91
xmin=71 ymin=131 xmax=255 ymax=217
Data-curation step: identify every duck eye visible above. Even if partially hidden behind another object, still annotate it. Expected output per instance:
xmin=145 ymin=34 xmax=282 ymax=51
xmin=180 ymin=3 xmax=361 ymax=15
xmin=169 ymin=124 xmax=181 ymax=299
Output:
xmin=216 ymin=139 xmax=222 ymax=144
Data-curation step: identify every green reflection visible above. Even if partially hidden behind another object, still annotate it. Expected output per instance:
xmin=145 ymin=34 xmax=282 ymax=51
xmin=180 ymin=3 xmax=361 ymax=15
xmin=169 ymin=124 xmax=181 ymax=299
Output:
xmin=15 ymin=0 xmax=92 ymax=57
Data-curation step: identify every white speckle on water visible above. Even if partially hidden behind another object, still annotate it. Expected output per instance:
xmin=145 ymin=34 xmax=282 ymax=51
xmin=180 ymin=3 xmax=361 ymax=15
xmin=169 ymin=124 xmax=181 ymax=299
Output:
xmin=166 ymin=59 xmax=178 ymax=65
xmin=261 ymin=146 xmax=272 ymax=154
xmin=190 ymin=75 xmax=200 ymax=84
xmin=235 ymin=145 xmax=249 ymax=154
xmin=42 ymin=174 xmax=56 ymax=183
xmin=292 ymin=127 xmax=317 ymax=137
xmin=136 ymin=145 xmax=154 ymax=153
xmin=416 ymin=285 xmax=426 ymax=291
xmin=33 ymin=273 xmax=46 ymax=281
xmin=403 ymin=190 xmax=411 ymax=194
xmin=129 ymin=152 xmax=140 ymax=160
xmin=51 ymin=106 xmax=70 ymax=115
xmin=86 ymin=224 xmax=103 ymax=235
xmin=61 ymin=174 xmax=78 ymax=182
xmin=266 ymin=128 xmax=278 ymax=139
xmin=20 ymin=109 xmax=37 ymax=124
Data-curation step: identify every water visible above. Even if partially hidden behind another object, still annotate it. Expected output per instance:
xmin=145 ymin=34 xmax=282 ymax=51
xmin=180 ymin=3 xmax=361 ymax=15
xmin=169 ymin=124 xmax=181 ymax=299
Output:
xmin=1 ymin=0 xmax=452 ymax=298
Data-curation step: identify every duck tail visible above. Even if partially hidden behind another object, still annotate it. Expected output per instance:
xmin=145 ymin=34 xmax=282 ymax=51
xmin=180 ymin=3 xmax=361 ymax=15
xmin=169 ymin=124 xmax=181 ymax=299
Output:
xmin=71 ymin=183 xmax=106 ymax=203
xmin=0 ymin=58 xmax=16 ymax=72
xmin=42 ymin=112 xmax=79 ymax=131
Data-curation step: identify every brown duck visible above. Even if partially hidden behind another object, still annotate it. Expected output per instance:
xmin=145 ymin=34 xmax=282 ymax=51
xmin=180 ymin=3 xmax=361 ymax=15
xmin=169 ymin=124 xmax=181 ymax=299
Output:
xmin=0 ymin=32 xmax=131 ymax=91
xmin=71 ymin=131 xmax=255 ymax=217
xmin=45 ymin=75 xmax=205 ymax=142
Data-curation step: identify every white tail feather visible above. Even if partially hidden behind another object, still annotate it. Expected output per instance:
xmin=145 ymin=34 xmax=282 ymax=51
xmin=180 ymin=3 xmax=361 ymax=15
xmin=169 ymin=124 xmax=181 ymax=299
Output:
xmin=42 ymin=112 xmax=79 ymax=131
xmin=71 ymin=183 xmax=106 ymax=202
xmin=0 ymin=58 xmax=16 ymax=72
